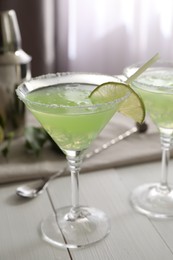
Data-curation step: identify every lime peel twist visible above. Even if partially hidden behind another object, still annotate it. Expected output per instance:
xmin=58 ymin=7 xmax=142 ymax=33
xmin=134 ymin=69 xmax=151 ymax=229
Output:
xmin=125 ymin=53 xmax=160 ymax=84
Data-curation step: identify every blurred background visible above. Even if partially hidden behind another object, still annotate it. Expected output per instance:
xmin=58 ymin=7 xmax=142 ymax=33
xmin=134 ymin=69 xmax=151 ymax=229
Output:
xmin=0 ymin=0 xmax=173 ymax=77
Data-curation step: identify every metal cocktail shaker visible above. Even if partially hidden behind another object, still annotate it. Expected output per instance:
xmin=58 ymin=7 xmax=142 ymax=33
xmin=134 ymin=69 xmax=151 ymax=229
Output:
xmin=0 ymin=9 xmax=31 ymax=137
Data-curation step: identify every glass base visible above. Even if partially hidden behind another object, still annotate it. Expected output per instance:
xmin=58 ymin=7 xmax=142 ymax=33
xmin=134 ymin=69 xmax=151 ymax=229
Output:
xmin=130 ymin=183 xmax=173 ymax=219
xmin=41 ymin=206 xmax=110 ymax=249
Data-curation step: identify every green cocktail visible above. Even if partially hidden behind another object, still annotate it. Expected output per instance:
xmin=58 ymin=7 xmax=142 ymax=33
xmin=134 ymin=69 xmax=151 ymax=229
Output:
xmin=124 ymin=62 xmax=173 ymax=219
xmin=26 ymin=83 xmax=119 ymax=151
xmin=16 ymin=72 xmax=129 ymax=249
xmin=132 ymin=68 xmax=173 ymax=129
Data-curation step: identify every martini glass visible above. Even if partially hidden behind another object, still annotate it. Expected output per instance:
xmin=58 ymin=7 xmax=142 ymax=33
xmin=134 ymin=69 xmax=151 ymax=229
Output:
xmin=124 ymin=61 xmax=173 ymax=219
xmin=16 ymin=72 xmax=128 ymax=249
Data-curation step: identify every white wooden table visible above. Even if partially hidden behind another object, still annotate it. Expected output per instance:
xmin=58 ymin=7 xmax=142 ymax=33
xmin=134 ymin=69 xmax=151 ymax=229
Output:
xmin=1 ymin=160 xmax=173 ymax=260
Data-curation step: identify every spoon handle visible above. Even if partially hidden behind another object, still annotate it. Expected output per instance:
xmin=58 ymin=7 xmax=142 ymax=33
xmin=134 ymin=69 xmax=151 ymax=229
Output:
xmin=16 ymin=122 xmax=148 ymax=198
xmin=85 ymin=126 xmax=137 ymax=159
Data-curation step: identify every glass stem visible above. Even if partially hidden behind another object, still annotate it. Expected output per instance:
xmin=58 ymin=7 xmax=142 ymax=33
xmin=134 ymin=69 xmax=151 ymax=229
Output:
xmin=159 ymin=129 xmax=173 ymax=192
xmin=65 ymin=150 xmax=85 ymax=219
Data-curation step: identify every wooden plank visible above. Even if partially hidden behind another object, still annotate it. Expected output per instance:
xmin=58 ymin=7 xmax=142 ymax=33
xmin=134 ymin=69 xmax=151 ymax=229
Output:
xmin=118 ymin=160 xmax=173 ymax=254
xmin=118 ymin=160 xmax=173 ymax=256
xmin=0 ymin=182 xmax=70 ymax=260
xmin=150 ymin=160 xmax=173 ymax=252
xmin=48 ymin=168 xmax=173 ymax=259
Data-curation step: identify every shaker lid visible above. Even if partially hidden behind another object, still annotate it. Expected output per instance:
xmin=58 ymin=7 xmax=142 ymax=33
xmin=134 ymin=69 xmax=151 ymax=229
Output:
xmin=0 ymin=9 xmax=22 ymax=53
xmin=0 ymin=10 xmax=31 ymax=65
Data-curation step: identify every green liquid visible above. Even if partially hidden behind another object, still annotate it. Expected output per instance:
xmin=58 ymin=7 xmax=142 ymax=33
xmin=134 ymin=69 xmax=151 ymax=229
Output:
xmin=132 ymin=69 xmax=173 ymax=129
xmin=26 ymin=83 xmax=119 ymax=151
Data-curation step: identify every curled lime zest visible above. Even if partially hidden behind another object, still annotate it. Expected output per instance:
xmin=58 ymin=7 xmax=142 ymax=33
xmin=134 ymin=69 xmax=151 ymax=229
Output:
xmin=125 ymin=53 xmax=160 ymax=84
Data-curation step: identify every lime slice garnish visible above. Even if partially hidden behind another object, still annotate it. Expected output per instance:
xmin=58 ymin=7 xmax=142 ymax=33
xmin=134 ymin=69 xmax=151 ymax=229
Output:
xmin=89 ymin=53 xmax=160 ymax=123
xmin=89 ymin=81 xmax=145 ymax=123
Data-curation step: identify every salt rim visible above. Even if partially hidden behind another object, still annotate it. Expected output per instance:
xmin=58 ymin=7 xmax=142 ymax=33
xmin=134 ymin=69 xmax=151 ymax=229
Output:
xmin=126 ymin=63 xmax=173 ymax=93
xmin=16 ymin=72 xmax=130 ymax=109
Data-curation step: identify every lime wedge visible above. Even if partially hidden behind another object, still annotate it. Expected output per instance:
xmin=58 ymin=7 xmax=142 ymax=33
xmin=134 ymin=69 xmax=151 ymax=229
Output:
xmin=89 ymin=82 xmax=145 ymax=123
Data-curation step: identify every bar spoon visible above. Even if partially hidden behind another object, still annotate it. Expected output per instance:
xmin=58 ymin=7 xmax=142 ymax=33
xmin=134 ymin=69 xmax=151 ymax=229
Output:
xmin=16 ymin=122 xmax=148 ymax=198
